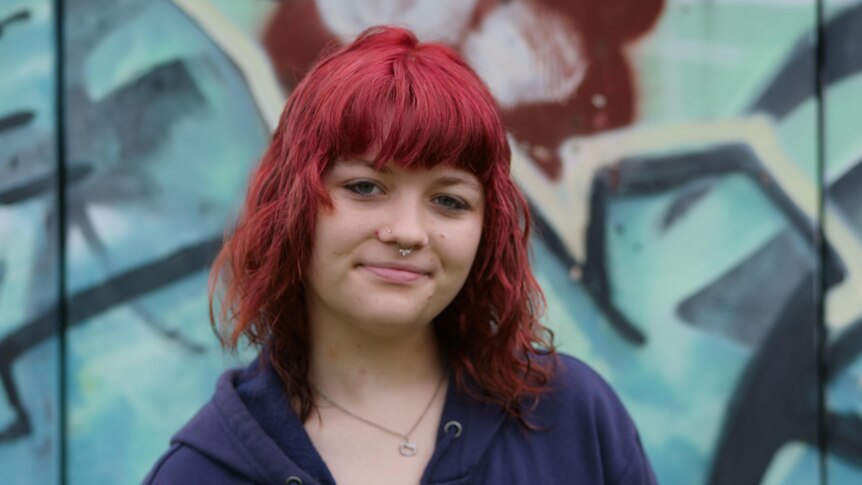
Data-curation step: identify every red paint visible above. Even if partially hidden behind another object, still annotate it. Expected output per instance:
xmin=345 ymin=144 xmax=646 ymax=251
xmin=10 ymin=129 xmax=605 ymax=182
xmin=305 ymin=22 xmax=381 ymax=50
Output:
xmin=262 ymin=1 xmax=339 ymax=89
xmin=500 ymin=0 xmax=664 ymax=179
xmin=262 ymin=0 xmax=665 ymax=180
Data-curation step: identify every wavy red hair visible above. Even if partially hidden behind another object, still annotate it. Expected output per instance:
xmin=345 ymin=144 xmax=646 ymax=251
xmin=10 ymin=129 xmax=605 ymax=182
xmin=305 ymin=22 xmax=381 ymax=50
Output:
xmin=210 ymin=26 xmax=555 ymax=422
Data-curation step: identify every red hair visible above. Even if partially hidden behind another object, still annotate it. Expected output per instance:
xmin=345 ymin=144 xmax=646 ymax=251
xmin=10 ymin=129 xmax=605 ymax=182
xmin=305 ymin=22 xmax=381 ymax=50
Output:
xmin=210 ymin=26 xmax=555 ymax=423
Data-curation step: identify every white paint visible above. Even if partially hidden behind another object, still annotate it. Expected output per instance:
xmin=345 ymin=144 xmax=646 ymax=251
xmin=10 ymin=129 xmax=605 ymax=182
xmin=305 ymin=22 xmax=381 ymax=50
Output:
xmin=316 ymin=0 xmax=478 ymax=45
xmin=462 ymin=2 xmax=587 ymax=109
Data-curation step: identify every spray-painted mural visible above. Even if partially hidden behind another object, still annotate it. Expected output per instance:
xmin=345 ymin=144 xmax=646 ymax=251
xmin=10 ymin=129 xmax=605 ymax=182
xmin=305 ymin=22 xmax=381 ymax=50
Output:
xmin=1 ymin=0 xmax=861 ymax=483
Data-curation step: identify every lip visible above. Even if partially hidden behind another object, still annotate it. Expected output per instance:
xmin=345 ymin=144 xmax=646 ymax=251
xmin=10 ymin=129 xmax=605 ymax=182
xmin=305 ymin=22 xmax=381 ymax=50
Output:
xmin=359 ymin=263 xmax=430 ymax=284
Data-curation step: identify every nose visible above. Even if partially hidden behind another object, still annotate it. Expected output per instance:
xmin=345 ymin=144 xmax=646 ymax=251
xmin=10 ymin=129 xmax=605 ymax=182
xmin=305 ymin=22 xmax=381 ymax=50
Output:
xmin=377 ymin=198 xmax=430 ymax=251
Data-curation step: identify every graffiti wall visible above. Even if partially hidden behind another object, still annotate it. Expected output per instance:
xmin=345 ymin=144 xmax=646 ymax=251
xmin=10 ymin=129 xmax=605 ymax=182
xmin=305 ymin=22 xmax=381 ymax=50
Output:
xmin=1 ymin=0 xmax=860 ymax=483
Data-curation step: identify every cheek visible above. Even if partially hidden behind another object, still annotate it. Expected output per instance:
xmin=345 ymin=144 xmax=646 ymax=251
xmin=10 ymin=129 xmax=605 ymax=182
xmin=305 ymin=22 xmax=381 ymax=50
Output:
xmin=312 ymin=214 xmax=338 ymax=257
xmin=439 ymin=223 xmax=483 ymax=271
xmin=314 ymin=207 xmax=372 ymax=256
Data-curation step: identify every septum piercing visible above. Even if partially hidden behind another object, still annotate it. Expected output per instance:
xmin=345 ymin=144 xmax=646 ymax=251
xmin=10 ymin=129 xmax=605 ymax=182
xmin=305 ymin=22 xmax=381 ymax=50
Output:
xmin=385 ymin=228 xmax=412 ymax=256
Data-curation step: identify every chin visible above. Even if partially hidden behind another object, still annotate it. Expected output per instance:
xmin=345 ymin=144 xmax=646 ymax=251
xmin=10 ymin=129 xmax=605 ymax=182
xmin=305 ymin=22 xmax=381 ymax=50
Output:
xmin=352 ymin=306 xmax=436 ymax=336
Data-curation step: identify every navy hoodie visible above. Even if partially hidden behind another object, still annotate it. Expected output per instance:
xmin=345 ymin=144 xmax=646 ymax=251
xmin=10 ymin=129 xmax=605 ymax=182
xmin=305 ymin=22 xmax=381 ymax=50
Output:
xmin=144 ymin=354 xmax=657 ymax=484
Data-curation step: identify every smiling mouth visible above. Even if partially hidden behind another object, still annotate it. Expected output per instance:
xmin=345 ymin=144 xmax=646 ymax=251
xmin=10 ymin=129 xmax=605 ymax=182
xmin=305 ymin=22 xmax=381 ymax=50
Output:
xmin=360 ymin=265 xmax=428 ymax=284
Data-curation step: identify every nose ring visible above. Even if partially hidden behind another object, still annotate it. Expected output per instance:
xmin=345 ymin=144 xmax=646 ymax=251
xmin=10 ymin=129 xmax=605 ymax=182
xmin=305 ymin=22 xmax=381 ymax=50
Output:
xmin=397 ymin=244 xmax=413 ymax=257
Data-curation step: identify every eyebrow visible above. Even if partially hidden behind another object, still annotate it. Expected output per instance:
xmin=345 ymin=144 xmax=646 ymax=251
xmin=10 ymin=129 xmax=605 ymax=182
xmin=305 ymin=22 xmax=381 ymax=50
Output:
xmin=347 ymin=158 xmax=393 ymax=174
xmin=434 ymin=175 xmax=482 ymax=192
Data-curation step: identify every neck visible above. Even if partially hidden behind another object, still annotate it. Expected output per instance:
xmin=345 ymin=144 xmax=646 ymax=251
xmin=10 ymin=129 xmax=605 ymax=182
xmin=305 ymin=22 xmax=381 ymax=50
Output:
xmin=307 ymin=314 xmax=445 ymax=400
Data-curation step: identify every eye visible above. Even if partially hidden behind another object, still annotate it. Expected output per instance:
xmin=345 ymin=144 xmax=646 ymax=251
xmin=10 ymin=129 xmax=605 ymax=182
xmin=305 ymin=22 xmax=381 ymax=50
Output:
xmin=344 ymin=180 xmax=383 ymax=196
xmin=433 ymin=195 xmax=469 ymax=211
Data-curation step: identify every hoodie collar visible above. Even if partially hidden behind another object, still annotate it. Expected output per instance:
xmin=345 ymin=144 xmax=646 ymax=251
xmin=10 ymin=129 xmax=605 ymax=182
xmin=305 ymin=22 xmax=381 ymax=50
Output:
xmin=421 ymin=376 xmax=508 ymax=484
xmin=172 ymin=368 xmax=320 ymax=484
xmin=172 ymin=360 xmax=509 ymax=485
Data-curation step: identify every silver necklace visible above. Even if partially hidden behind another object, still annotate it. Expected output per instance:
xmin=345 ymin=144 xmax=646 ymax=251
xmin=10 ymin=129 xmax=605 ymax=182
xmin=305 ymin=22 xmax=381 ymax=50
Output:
xmin=312 ymin=376 xmax=446 ymax=457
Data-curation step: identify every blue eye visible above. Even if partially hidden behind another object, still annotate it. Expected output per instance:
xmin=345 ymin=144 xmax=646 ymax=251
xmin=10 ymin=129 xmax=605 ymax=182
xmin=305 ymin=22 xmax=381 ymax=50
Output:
xmin=345 ymin=181 xmax=382 ymax=196
xmin=434 ymin=195 xmax=468 ymax=211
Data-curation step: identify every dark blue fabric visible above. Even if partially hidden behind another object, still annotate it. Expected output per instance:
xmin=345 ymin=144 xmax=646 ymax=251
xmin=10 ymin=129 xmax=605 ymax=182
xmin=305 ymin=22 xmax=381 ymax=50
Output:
xmin=234 ymin=359 xmax=337 ymax=484
xmin=144 ymin=353 xmax=658 ymax=484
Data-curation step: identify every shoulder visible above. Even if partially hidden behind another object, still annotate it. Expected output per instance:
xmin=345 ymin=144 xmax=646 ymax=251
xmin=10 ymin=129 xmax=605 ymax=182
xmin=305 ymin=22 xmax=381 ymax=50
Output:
xmin=143 ymin=443 xmax=247 ymax=485
xmin=526 ymin=352 xmax=624 ymax=416
xmin=546 ymin=353 xmax=626 ymax=414
xmin=142 ymin=366 xmax=273 ymax=485
xmin=533 ymin=353 xmax=657 ymax=484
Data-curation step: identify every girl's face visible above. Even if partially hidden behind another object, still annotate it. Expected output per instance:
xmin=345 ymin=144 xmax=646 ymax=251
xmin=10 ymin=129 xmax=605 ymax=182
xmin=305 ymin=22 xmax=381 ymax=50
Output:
xmin=305 ymin=157 xmax=485 ymax=337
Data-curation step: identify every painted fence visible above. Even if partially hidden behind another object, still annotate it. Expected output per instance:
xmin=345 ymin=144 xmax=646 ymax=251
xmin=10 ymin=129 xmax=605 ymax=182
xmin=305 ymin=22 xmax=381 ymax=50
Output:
xmin=1 ymin=0 xmax=861 ymax=483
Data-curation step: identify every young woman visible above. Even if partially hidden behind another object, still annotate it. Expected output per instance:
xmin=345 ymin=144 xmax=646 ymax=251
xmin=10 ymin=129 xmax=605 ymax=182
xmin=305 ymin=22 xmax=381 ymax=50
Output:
xmin=145 ymin=26 xmax=656 ymax=485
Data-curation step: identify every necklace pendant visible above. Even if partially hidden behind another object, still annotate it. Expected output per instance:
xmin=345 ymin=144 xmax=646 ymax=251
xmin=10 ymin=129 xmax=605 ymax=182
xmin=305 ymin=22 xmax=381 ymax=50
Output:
xmin=399 ymin=440 xmax=418 ymax=457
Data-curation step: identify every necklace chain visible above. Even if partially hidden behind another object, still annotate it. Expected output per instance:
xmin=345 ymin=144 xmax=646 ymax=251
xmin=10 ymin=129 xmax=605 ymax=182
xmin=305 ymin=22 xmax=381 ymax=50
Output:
xmin=312 ymin=375 xmax=446 ymax=456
